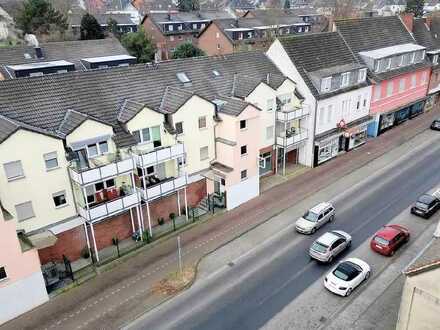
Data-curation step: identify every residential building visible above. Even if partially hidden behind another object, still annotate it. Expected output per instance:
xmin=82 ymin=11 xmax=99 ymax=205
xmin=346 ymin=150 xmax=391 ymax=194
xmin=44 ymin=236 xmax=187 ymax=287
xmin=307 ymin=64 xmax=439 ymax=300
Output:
xmin=69 ymin=12 xmax=139 ymax=36
xmin=0 ymin=37 xmax=133 ymax=80
xmin=374 ymin=0 xmax=406 ymax=16
xmin=412 ymin=16 xmax=440 ymax=110
xmin=424 ymin=0 xmax=440 ymax=13
xmin=267 ymin=32 xmax=372 ymax=167
xmin=335 ymin=15 xmax=431 ymax=137
xmin=0 ymin=51 xmax=307 ymax=265
xmin=396 ymin=234 xmax=440 ymax=330
xmin=197 ymin=16 xmax=311 ymax=56
xmin=242 ymin=7 xmax=325 ymax=28
xmin=141 ymin=10 xmax=235 ymax=60
xmin=0 ymin=203 xmax=48 ymax=325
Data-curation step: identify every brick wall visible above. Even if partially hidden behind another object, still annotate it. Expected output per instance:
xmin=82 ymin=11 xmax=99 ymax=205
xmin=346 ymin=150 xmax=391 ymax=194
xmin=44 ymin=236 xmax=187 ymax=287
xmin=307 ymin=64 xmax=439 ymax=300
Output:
xmin=38 ymin=225 xmax=87 ymax=264
xmin=92 ymin=212 xmax=135 ymax=251
xmin=429 ymin=67 xmax=440 ymax=95
xmin=142 ymin=178 xmax=207 ymax=226
xmin=198 ymin=23 xmax=234 ymax=56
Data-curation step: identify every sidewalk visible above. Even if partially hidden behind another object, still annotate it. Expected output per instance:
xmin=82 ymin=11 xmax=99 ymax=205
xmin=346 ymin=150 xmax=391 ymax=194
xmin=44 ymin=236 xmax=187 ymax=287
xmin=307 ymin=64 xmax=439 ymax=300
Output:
xmin=1 ymin=109 xmax=438 ymax=330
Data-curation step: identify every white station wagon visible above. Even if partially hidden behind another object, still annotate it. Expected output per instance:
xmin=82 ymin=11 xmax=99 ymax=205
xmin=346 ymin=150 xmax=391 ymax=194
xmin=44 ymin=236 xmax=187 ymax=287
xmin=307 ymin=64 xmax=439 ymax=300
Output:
xmin=296 ymin=202 xmax=335 ymax=235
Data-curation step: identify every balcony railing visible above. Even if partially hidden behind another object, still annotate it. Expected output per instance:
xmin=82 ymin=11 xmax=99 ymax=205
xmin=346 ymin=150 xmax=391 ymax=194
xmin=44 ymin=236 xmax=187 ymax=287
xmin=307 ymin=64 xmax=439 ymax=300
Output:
xmin=276 ymin=128 xmax=308 ymax=148
xmin=78 ymin=189 xmax=141 ymax=222
xmin=140 ymin=174 xmax=188 ymax=202
xmin=133 ymin=143 xmax=185 ymax=168
xmin=277 ymin=104 xmax=310 ymax=122
xmin=69 ymin=154 xmax=136 ymax=186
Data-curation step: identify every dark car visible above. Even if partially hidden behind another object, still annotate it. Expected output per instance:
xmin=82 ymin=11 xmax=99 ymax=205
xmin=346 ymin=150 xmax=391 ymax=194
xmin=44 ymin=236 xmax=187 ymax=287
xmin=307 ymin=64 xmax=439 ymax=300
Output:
xmin=431 ymin=119 xmax=440 ymax=131
xmin=411 ymin=194 xmax=440 ymax=219
xmin=370 ymin=225 xmax=410 ymax=256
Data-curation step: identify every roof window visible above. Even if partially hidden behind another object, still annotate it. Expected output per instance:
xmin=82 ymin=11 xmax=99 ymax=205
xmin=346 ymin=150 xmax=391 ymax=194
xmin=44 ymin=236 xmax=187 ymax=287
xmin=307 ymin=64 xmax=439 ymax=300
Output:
xmin=176 ymin=72 xmax=191 ymax=85
xmin=212 ymin=70 xmax=220 ymax=77
xmin=24 ymin=53 xmax=32 ymax=59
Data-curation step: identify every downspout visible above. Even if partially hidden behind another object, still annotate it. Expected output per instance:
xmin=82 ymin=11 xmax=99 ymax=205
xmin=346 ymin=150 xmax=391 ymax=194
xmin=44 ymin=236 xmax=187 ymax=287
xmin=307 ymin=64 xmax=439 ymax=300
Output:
xmin=311 ymin=97 xmax=318 ymax=168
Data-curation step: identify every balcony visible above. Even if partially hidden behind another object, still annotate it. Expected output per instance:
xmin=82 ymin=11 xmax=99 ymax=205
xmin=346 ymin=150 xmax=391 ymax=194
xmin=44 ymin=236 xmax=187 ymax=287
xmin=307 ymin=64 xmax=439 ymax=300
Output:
xmin=276 ymin=128 xmax=308 ymax=148
xmin=78 ymin=188 xmax=141 ymax=222
xmin=69 ymin=153 xmax=136 ymax=186
xmin=133 ymin=143 xmax=185 ymax=168
xmin=277 ymin=104 xmax=310 ymax=122
xmin=140 ymin=174 xmax=188 ymax=202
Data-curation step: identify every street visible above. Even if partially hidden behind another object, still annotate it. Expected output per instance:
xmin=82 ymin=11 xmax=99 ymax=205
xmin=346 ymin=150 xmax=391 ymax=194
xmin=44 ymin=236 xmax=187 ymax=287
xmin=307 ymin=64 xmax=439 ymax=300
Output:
xmin=126 ymin=128 xmax=440 ymax=330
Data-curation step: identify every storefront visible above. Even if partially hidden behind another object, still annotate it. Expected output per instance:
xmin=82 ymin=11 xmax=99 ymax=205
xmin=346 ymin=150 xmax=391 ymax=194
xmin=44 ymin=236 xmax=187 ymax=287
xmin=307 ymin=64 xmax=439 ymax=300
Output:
xmin=409 ymin=100 xmax=425 ymax=118
xmin=314 ymin=135 xmax=340 ymax=166
xmin=259 ymin=150 xmax=274 ymax=176
xmin=379 ymin=100 xmax=426 ymax=135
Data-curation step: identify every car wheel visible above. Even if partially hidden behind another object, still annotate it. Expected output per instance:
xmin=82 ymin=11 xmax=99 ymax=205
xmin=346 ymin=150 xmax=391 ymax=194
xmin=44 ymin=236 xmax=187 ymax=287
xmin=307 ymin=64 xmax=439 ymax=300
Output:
xmin=345 ymin=288 xmax=353 ymax=297
xmin=327 ymin=255 xmax=333 ymax=263
xmin=365 ymin=271 xmax=370 ymax=281
xmin=311 ymin=227 xmax=316 ymax=234
xmin=405 ymin=235 xmax=410 ymax=243
xmin=329 ymin=215 xmax=334 ymax=222
xmin=347 ymin=240 xmax=352 ymax=248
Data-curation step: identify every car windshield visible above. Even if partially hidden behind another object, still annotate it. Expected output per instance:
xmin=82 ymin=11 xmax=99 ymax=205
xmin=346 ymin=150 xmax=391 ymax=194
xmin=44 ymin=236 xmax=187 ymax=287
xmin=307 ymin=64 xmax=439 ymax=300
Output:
xmin=374 ymin=236 xmax=389 ymax=246
xmin=303 ymin=211 xmax=319 ymax=222
xmin=333 ymin=262 xmax=361 ymax=281
xmin=311 ymin=241 xmax=328 ymax=253
xmin=415 ymin=202 xmax=429 ymax=210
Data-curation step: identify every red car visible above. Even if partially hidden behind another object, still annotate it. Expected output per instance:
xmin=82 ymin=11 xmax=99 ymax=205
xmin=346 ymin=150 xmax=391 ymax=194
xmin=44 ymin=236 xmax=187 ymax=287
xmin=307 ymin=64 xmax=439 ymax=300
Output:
xmin=370 ymin=225 xmax=410 ymax=256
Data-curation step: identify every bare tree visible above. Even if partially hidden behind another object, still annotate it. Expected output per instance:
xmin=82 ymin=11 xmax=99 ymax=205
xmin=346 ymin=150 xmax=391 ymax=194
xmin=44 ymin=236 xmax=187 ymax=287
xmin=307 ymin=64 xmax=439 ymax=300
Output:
xmin=332 ymin=0 xmax=358 ymax=19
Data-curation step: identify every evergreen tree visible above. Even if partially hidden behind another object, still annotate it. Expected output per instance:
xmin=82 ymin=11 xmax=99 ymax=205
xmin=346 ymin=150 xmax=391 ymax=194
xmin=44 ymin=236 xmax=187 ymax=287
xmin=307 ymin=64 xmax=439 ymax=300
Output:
xmin=284 ymin=0 xmax=290 ymax=9
xmin=177 ymin=0 xmax=199 ymax=12
xmin=121 ymin=28 xmax=156 ymax=63
xmin=16 ymin=0 xmax=67 ymax=36
xmin=80 ymin=13 xmax=104 ymax=40
xmin=107 ymin=18 xmax=120 ymax=38
xmin=172 ymin=42 xmax=205 ymax=59
xmin=406 ymin=0 xmax=425 ymax=17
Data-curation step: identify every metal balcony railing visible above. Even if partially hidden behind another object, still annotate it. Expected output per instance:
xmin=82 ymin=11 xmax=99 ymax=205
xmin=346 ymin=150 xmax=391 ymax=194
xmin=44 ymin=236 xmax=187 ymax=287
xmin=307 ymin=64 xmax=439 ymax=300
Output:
xmin=276 ymin=128 xmax=308 ymax=148
xmin=69 ymin=154 xmax=135 ymax=186
xmin=133 ymin=143 xmax=185 ymax=168
xmin=78 ymin=189 xmax=141 ymax=222
xmin=276 ymin=104 xmax=310 ymax=122
xmin=140 ymin=174 xmax=188 ymax=202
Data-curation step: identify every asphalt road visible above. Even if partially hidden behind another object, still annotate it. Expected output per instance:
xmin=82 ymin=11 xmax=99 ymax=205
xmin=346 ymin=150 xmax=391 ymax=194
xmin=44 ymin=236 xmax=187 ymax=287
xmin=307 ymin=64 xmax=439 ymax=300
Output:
xmin=126 ymin=137 xmax=440 ymax=330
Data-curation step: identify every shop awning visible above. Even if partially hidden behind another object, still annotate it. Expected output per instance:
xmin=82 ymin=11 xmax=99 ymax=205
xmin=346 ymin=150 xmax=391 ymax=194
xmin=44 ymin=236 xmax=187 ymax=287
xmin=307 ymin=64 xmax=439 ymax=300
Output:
xmin=27 ymin=231 xmax=58 ymax=249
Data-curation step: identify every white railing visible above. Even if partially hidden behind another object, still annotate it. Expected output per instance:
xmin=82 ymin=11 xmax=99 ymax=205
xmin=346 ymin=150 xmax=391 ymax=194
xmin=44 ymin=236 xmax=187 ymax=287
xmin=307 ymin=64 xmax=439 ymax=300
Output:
xmin=133 ymin=143 xmax=185 ymax=168
xmin=277 ymin=104 xmax=310 ymax=122
xmin=276 ymin=129 xmax=308 ymax=148
xmin=78 ymin=189 xmax=141 ymax=222
xmin=69 ymin=158 xmax=135 ymax=186
xmin=140 ymin=174 xmax=188 ymax=202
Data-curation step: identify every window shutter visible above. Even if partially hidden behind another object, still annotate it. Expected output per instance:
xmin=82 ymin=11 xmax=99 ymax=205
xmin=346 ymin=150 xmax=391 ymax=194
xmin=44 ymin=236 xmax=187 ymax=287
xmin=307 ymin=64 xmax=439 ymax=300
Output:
xmin=4 ymin=161 xmax=24 ymax=180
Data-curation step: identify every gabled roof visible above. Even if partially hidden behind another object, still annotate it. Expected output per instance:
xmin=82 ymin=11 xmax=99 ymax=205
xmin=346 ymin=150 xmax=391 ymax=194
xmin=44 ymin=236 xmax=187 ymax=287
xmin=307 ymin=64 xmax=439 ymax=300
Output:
xmin=159 ymin=86 xmax=198 ymax=114
xmin=69 ymin=12 xmax=137 ymax=27
xmin=335 ymin=16 xmax=432 ymax=81
xmin=0 ymin=51 xmax=286 ymax=147
xmin=277 ymin=32 xmax=365 ymax=99
xmin=0 ymin=38 xmax=129 ymax=79
xmin=231 ymin=72 xmax=289 ymax=98
xmin=117 ymin=99 xmax=146 ymax=124
xmin=57 ymin=109 xmax=111 ymax=136
xmin=413 ymin=17 xmax=440 ymax=52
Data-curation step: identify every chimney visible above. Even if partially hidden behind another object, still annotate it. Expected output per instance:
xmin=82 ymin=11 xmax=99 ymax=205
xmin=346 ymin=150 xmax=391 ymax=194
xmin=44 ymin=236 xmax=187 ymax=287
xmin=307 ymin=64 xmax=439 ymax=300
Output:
xmin=425 ymin=15 xmax=433 ymax=29
xmin=400 ymin=12 xmax=414 ymax=33
xmin=34 ymin=47 xmax=44 ymax=59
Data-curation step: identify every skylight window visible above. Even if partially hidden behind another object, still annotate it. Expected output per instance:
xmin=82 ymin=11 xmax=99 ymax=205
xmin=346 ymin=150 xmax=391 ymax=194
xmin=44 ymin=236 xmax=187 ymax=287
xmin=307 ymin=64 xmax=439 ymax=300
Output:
xmin=24 ymin=53 xmax=32 ymax=59
xmin=212 ymin=70 xmax=220 ymax=77
xmin=176 ymin=72 xmax=191 ymax=84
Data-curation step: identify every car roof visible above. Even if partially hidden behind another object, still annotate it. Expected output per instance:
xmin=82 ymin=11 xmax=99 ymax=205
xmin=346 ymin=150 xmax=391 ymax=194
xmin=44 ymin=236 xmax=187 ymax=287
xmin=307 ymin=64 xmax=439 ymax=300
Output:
xmin=376 ymin=226 xmax=400 ymax=240
xmin=316 ymin=231 xmax=339 ymax=246
xmin=310 ymin=202 xmax=332 ymax=214
xmin=418 ymin=194 xmax=435 ymax=204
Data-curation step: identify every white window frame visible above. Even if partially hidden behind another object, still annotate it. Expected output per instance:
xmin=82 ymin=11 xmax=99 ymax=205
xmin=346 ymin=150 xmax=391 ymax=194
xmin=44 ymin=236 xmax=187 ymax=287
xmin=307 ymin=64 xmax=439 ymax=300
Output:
xmin=410 ymin=52 xmax=416 ymax=64
xmin=4 ymin=160 xmax=24 ymax=181
xmin=385 ymin=58 xmax=392 ymax=70
xmin=240 ymin=120 xmax=247 ymax=130
xmin=374 ymin=84 xmax=381 ymax=101
xmin=175 ymin=122 xmax=184 ymax=135
xmin=411 ymin=74 xmax=417 ymax=88
xmin=168 ymin=25 xmax=173 ymax=31
xmin=200 ymin=146 xmax=209 ymax=161
xmin=387 ymin=81 xmax=394 ymax=97
xmin=15 ymin=201 xmax=35 ymax=222
xmin=267 ymin=98 xmax=275 ymax=111
xmin=240 ymin=169 xmax=248 ymax=181
xmin=240 ymin=145 xmax=247 ymax=156
xmin=0 ymin=266 xmax=6 ymax=282
xmin=87 ymin=141 xmax=108 ymax=158
xmin=198 ymin=116 xmax=207 ymax=130
xmin=341 ymin=72 xmax=350 ymax=88
xmin=327 ymin=105 xmax=333 ymax=123
xmin=319 ymin=107 xmax=325 ymax=125
xmin=216 ymin=32 xmax=220 ymax=39
xmin=433 ymin=54 xmax=439 ymax=65
xmin=44 ymin=152 xmax=59 ymax=171
xmin=421 ymin=71 xmax=428 ymax=85
xmin=399 ymin=78 xmax=405 ymax=93
xmin=399 ymin=55 xmax=404 ymax=67
xmin=53 ymin=190 xmax=67 ymax=208
xmin=358 ymin=68 xmax=367 ymax=83
xmin=321 ymin=77 xmax=332 ymax=92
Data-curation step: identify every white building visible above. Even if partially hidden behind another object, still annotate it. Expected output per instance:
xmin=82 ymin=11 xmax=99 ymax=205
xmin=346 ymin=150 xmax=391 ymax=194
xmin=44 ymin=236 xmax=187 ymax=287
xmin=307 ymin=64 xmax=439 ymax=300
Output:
xmin=267 ymin=32 xmax=372 ymax=166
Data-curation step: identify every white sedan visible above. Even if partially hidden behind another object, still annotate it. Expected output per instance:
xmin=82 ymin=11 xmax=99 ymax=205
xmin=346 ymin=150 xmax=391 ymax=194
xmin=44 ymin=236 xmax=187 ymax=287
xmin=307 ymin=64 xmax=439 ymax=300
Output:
xmin=324 ymin=258 xmax=371 ymax=297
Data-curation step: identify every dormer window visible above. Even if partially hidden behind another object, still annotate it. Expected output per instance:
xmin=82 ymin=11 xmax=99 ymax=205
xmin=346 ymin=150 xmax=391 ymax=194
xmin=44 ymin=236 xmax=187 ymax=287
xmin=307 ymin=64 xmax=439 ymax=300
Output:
xmin=358 ymin=68 xmax=367 ymax=83
xmin=433 ymin=54 xmax=439 ymax=65
xmin=422 ymin=50 xmax=426 ymax=60
xmin=385 ymin=58 xmax=391 ymax=70
xmin=398 ymin=55 xmax=404 ymax=67
xmin=341 ymin=72 xmax=350 ymax=88
xmin=321 ymin=77 xmax=332 ymax=93
xmin=168 ymin=25 xmax=173 ymax=31
xmin=177 ymin=72 xmax=191 ymax=85
xmin=193 ymin=23 xmax=197 ymax=29
xmin=410 ymin=52 xmax=416 ymax=64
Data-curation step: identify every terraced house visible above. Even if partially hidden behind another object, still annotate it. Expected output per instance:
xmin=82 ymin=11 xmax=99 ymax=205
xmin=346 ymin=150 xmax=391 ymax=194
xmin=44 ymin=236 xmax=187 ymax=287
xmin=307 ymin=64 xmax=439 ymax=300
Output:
xmin=335 ymin=15 xmax=431 ymax=137
xmin=267 ymin=32 xmax=372 ymax=166
xmin=0 ymin=51 xmax=308 ymax=268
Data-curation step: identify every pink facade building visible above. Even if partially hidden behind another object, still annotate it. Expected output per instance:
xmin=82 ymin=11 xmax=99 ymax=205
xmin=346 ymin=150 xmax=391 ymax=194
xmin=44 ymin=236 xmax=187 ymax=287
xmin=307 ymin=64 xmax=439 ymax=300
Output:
xmin=0 ymin=204 xmax=48 ymax=325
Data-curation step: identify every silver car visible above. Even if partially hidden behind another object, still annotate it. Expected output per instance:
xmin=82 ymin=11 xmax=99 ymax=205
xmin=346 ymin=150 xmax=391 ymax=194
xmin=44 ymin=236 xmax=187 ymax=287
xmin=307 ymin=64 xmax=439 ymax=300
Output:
xmin=295 ymin=202 xmax=335 ymax=234
xmin=309 ymin=230 xmax=352 ymax=263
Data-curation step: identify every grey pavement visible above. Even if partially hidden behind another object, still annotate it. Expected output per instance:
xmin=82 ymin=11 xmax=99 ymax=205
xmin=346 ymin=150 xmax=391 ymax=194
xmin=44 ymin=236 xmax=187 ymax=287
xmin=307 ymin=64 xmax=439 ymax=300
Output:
xmin=125 ymin=128 xmax=440 ymax=330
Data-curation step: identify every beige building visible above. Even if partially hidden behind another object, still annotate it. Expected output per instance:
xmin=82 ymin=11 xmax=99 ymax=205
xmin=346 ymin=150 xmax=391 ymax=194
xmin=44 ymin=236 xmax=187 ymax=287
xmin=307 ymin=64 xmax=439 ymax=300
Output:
xmin=396 ymin=235 xmax=440 ymax=330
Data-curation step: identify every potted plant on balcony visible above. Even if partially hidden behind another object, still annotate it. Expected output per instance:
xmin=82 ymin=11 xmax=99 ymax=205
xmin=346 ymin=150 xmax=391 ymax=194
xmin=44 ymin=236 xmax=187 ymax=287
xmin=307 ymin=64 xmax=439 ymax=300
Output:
xmin=81 ymin=246 xmax=90 ymax=259
xmin=158 ymin=217 xmax=165 ymax=226
xmin=112 ymin=236 xmax=120 ymax=258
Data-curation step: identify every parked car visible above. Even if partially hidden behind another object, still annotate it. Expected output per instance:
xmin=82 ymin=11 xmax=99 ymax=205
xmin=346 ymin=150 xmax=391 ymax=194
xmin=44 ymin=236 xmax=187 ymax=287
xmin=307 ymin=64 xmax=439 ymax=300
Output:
xmin=370 ymin=225 xmax=410 ymax=256
xmin=430 ymin=119 xmax=440 ymax=131
xmin=324 ymin=258 xmax=371 ymax=297
xmin=410 ymin=193 xmax=440 ymax=219
xmin=296 ymin=202 xmax=335 ymax=234
xmin=309 ymin=230 xmax=352 ymax=263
